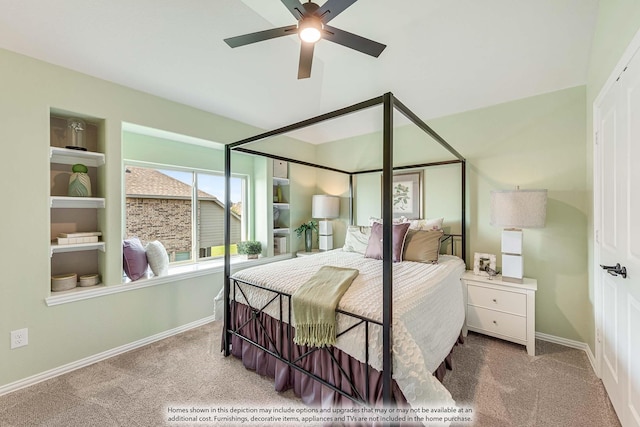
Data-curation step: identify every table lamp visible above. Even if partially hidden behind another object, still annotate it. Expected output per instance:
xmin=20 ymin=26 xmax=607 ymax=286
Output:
xmin=490 ymin=188 xmax=547 ymax=283
xmin=312 ymin=195 xmax=340 ymax=251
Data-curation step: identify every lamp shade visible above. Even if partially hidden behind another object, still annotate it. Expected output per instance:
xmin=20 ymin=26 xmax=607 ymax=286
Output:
xmin=490 ymin=189 xmax=547 ymax=228
xmin=312 ymin=195 xmax=339 ymax=219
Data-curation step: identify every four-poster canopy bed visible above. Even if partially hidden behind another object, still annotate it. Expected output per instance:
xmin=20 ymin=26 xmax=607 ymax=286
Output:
xmin=222 ymin=92 xmax=467 ymax=413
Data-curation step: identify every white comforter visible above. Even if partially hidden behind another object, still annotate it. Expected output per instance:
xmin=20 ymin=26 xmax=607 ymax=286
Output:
xmin=228 ymin=250 xmax=466 ymax=411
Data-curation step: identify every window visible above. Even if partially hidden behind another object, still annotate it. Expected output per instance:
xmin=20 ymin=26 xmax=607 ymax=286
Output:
xmin=125 ymin=164 xmax=245 ymax=264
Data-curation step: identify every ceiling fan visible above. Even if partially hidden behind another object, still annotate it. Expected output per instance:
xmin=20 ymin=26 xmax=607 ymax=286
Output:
xmin=224 ymin=0 xmax=386 ymax=79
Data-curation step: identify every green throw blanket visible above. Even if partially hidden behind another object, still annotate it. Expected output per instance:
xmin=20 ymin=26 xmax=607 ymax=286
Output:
xmin=292 ymin=265 xmax=359 ymax=347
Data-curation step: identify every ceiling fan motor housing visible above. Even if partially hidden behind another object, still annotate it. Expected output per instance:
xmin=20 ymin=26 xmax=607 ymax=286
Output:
xmin=301 ymin=2 xmax=321 ymax=15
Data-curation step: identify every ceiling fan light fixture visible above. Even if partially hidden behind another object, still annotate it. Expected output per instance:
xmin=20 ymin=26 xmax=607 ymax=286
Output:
xmin=298 ymin=17 xmax=323 ymax=43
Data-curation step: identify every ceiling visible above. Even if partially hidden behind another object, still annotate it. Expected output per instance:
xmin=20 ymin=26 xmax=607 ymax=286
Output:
xmin=0 ymin=0 xmax=598 ymax=143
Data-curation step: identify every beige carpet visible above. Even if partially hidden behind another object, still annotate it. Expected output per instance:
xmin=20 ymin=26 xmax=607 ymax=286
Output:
xmin=0 ymin=321 xmax=620 ymax=426
xmin=443 ymin=333 xmax=620 ymax=427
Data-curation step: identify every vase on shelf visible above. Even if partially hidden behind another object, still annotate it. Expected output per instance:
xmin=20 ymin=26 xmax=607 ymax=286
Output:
xmin=68 ymin=163 xmax=92 ymax=197
xmin=66 ymin=118 xmax=86 ymax=151
xmin=304 ymin=228 xmax=312 ymax=253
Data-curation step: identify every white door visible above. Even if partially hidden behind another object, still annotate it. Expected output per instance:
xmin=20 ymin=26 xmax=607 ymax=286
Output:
xmin=597 ymin=48 xmax=640 ymax=427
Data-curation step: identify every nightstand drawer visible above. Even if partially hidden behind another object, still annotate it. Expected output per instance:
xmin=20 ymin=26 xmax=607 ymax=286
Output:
xmin=467 ymin=284 xmax=526 ymax=316
xmin=467 ymin=306 xmax=527 ymax=341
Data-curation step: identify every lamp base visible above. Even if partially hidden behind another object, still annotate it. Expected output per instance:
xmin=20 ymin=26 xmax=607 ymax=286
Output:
xmin=318 ymin=220 xmax=333 ymax=251
xmin=319 ymin=234 xmax=333 ymax=251
xmin=501 ymin=229 xmax=524 ymax=283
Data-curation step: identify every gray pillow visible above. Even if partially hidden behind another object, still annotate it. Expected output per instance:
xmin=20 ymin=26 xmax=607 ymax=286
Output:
xmin=146 ymin=240 xmax=169 ymax=276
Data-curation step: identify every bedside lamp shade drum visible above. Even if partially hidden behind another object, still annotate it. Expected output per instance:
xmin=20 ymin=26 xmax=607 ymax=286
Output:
xmin=490 ymin=189 xmax=547 ymax=283
xmin=490 ymin=190 xmax=547 ymax=229
xmin=312 ymin=195 xmax=339 ymax=251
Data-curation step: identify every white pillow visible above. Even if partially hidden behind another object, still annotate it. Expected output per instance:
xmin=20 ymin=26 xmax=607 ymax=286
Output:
xmin=342 ymin=225 xmax=372 ymax=254
xmin=145 ymin=240 xmax=169 ymax=276
xmin=408 ymin=217 xmax=444 ymax=230
xmin=368 ymin=216 xmax=408 ymax=226
xmin=369 ymin=216 xmax=443 ymax=230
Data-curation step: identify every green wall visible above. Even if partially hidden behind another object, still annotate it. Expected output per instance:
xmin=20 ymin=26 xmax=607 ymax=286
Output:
xmin=317 ymin=86 xmax=590 ymax=344
xmin=0 ymin=47 xmax=316 ymax=389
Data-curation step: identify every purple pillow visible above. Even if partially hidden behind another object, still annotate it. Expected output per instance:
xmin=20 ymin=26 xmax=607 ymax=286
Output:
xmin=123 ymin=237 xmax=148 ymax=281
xmin=364 ymin=222 xmax=411 ymax=262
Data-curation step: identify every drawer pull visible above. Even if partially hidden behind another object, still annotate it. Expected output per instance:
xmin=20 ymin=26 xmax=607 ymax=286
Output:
xmin=492 ymin=298 xmax=497 ymax=303
xmin=492 ymin=320 xmax=497 ymax=324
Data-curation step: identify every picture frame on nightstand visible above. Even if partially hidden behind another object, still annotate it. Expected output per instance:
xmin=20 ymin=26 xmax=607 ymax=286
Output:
xmin=473 ymin=252 xmax=496 ymax=276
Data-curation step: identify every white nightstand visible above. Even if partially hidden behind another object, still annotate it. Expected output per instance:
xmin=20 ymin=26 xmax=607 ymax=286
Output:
xmin=296 ymin=250 xmax=320 ymax=257
xmin=461 ymin=271 xmax=537 ymax=356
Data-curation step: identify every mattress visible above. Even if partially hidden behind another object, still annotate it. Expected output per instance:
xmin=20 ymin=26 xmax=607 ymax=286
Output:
xmin=228 ymin=250 xmax=466 ymax=409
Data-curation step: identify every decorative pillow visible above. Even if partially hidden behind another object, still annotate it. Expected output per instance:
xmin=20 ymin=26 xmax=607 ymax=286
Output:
xmin=408 ymin=217 xmax=444 ymax=231
xmin=145 ymin=240 xmax=169 ymax=276
xmin=123 ymin=237 xmax=148 ymax=281
xmin=364 ymin=222 xmax=411 ymax=262
xmin=403 ymin=229 xmax=444 ymax=263
xmin=368 ymin=216 xmax=408 ymax=226
xmin=342 ymin=225 xmax=372 ymax=254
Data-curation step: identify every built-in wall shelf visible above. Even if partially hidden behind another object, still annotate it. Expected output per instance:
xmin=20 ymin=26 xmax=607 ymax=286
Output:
xmin=273 ymin=202 xmax=289 ymax=209
xmin=50 ymin=196 xmax=105 ymax=209
xmin=50 ymin=146 xmax=105 ymax=167
xmin=50 ymin=241 xmax=105 ymax=256
xmin=49 ymin=113 xmax=105 ymax=288
xmin=274 ymin=228 xmax=290 ymax=234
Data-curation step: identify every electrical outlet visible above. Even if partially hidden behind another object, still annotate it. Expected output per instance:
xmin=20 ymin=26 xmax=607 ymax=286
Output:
xmin=10 ymin=328 xmax=28 ymax=349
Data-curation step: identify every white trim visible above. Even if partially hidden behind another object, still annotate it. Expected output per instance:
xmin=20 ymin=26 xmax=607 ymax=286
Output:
xmin=536 ymin=332 xmax=598 ymax=375
xmin=0 ymin=316 xmax=216 ymax=397
xmin=45 ymin=253 xmax=292 ymax=306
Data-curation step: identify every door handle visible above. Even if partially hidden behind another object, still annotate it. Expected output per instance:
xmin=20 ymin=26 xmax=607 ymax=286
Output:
xmin=600 ymin=263 xmax=627 ymax=279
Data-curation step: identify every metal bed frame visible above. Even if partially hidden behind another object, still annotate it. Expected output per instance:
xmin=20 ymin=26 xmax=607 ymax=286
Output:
xmin=229 ymin=277 xmax=382 ymax=405
xmin=223 ymin=92 xmax=466 ymax=406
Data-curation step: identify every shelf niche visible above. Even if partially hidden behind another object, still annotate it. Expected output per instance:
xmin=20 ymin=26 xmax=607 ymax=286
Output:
xmin=49 ymin=112 xmax=105 ymax=290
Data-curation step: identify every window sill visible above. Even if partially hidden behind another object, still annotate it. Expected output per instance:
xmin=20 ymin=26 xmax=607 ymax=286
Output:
xmin=45 ymin=253 xmax=293 ymax=306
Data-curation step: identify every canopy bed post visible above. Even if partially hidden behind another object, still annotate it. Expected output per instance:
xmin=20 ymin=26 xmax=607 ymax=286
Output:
xmin=382 ymin=92 xmax=394 ymax=405
xmin=461 ymin=160 xmax=466 ymax=260
xmin=393 ymin=97 xmax=467 ymax=263
xmin=349 ymin=174 xmax=354 ymax=225
xmin=223 ymin=144 xmax=232 ymax=356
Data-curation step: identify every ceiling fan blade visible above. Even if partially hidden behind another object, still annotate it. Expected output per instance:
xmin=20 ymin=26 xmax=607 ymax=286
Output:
xmin=317 ymin=0 xmax=358 ymax=24
xmin=298 ymin=42 xmax=315 ymax=79
xmin=280 ymin=0 xmax=305 ymax=19
xmin=323 ymin=25 xmax=386 ymax=57
xmin=224 ymin=25 xmax=297 ymax=48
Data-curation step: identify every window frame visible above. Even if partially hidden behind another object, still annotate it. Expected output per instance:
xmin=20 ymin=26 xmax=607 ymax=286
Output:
xmin=123 ymin=159 xmax=248 ymax=266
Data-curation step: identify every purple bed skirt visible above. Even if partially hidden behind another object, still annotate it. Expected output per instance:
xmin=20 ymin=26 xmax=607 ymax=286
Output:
xmin=227 ymin=302 xmax=461 ymax=408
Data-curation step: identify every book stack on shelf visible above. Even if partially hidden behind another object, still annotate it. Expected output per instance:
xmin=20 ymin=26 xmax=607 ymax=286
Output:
xmin=56 ymin=231 xmax=102 ymax=245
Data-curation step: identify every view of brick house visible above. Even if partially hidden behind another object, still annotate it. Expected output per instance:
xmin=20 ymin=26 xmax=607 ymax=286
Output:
xmin=125 ymin=166 xmax=241 ymax=261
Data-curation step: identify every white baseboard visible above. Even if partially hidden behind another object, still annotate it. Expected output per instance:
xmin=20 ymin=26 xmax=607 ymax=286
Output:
xmin=0 ymin=316 xmax=216 ymax=397
xmin=535 ymin=332 xmax=598 ymax=375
